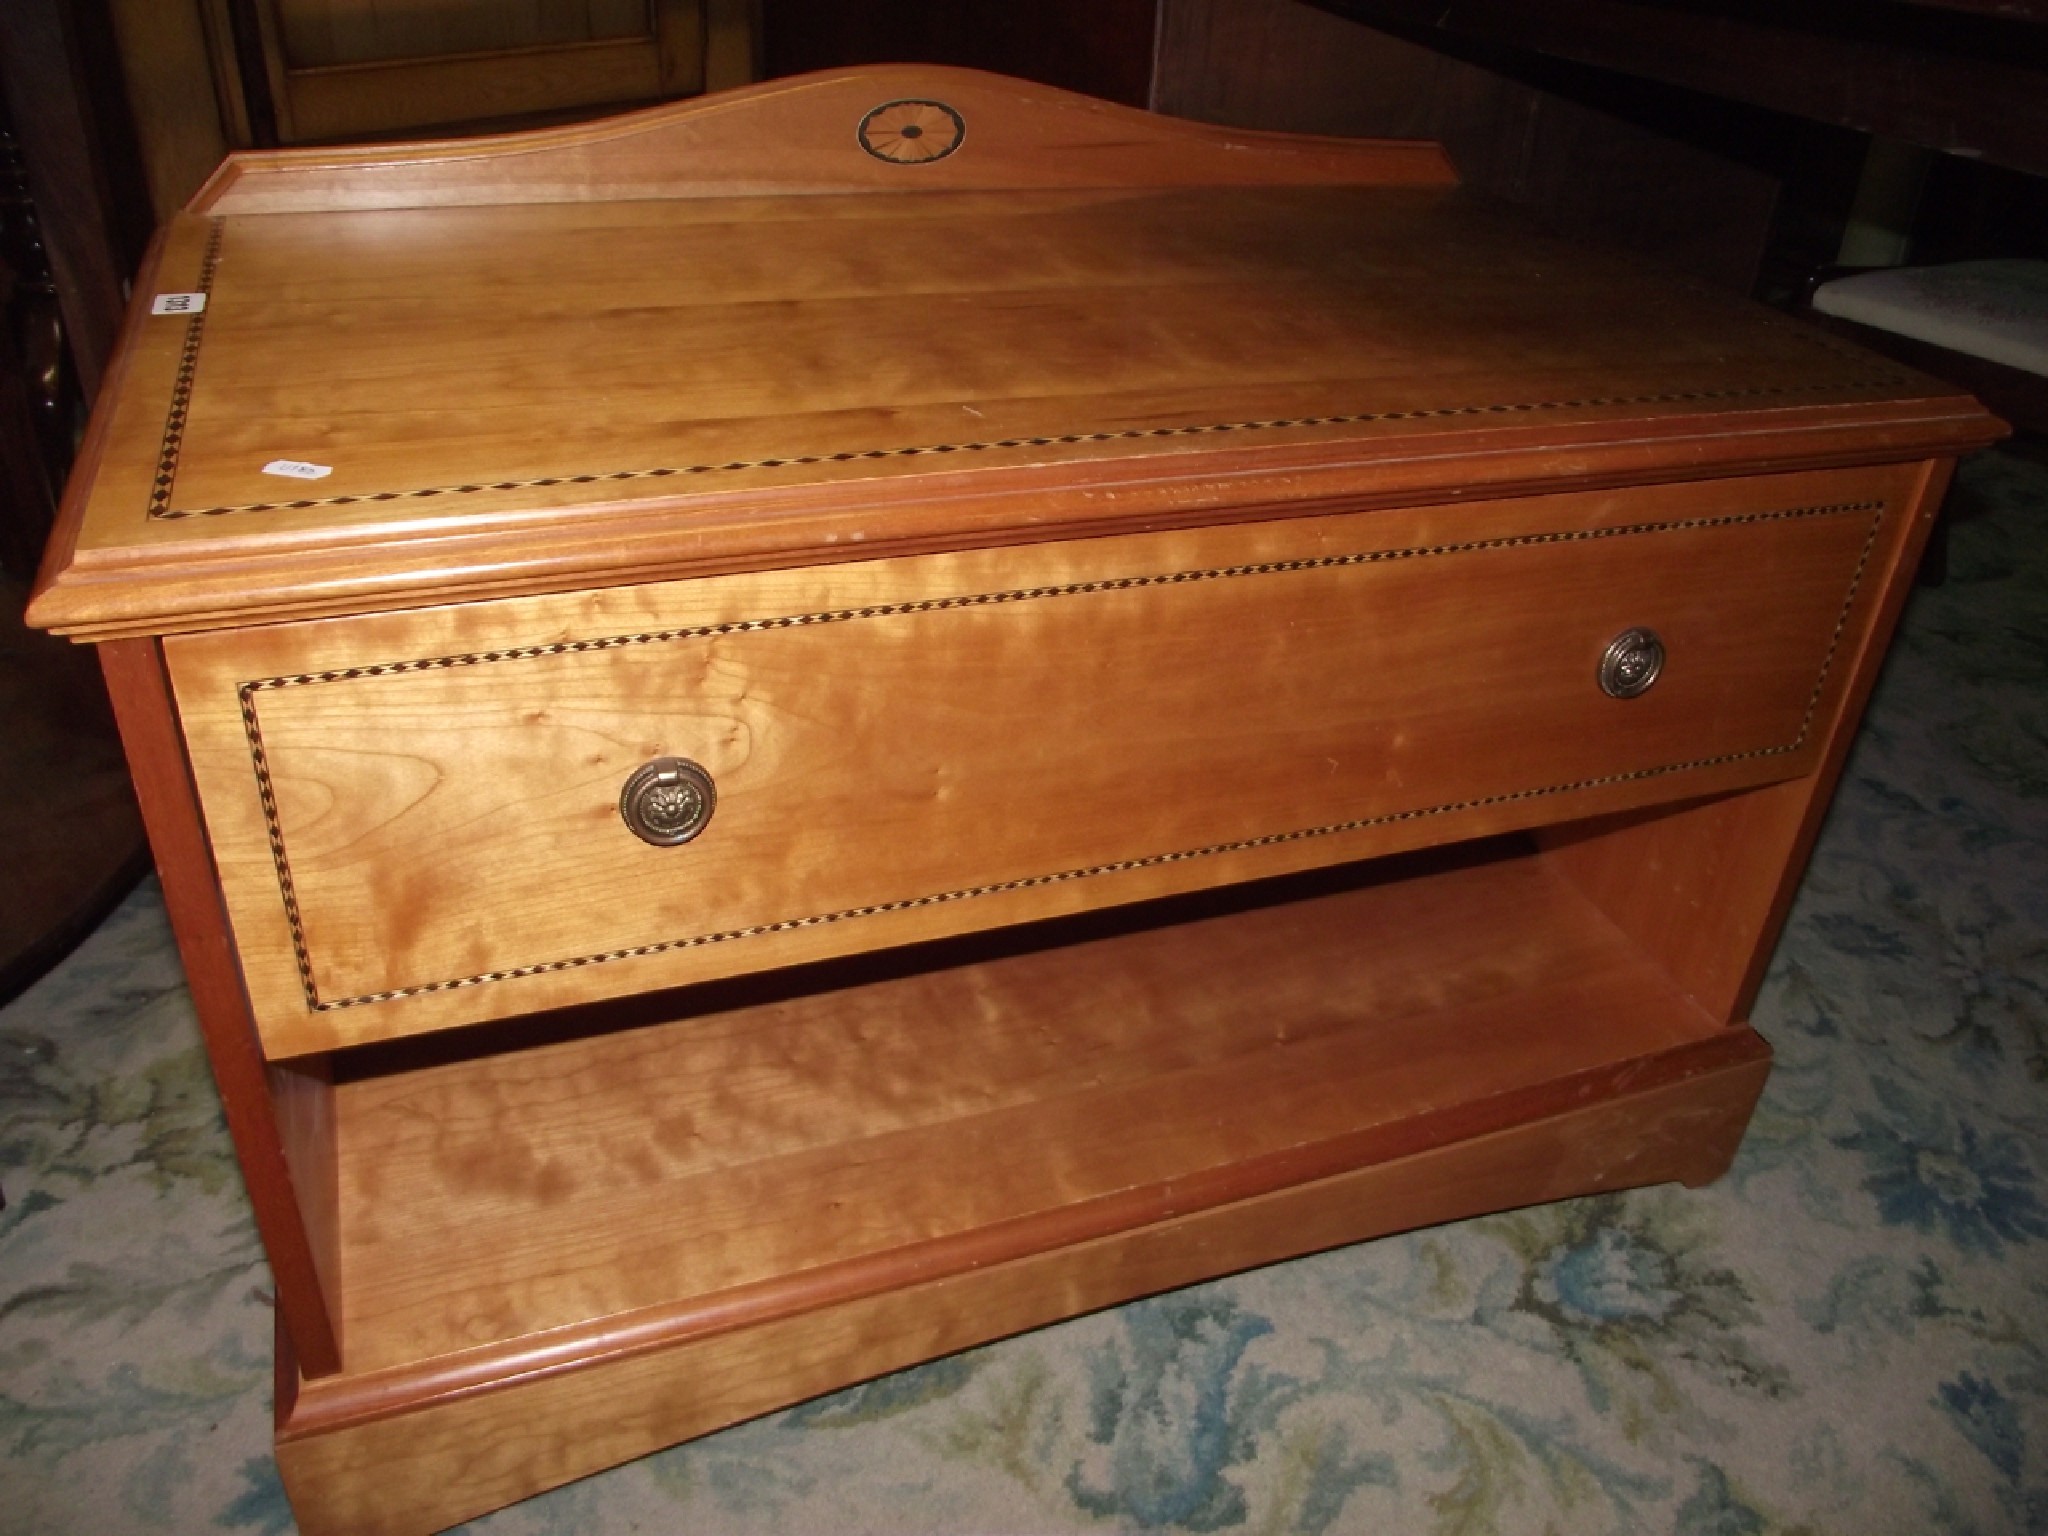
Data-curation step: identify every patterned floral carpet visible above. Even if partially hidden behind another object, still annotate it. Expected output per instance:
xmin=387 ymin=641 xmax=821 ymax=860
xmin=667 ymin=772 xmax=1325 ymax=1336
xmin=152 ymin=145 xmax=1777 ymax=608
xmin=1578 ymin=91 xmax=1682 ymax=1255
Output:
xmin=5 ymin=448 xmax=2046 ymax=1536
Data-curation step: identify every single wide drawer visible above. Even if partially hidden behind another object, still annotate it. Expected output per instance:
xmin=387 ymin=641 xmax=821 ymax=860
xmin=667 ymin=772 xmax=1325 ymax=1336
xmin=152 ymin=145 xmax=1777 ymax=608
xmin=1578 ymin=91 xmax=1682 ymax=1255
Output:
xmin=168 ymin=464 xmax=1910 ymax=1054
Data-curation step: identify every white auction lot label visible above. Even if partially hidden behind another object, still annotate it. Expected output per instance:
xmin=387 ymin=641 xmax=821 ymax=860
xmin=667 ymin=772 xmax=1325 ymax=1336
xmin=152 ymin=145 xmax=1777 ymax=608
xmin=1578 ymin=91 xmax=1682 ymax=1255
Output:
xmin=151 ymin=292 xmax=207 ymax=315
xmin=261 ymin=460 xmax=334 ymax=480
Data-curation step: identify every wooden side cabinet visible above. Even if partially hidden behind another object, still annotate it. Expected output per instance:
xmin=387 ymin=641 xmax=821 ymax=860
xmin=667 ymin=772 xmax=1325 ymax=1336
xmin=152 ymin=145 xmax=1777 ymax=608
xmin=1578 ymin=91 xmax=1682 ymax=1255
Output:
xmin=27 ymin=68 xmax=2003 ymax=1536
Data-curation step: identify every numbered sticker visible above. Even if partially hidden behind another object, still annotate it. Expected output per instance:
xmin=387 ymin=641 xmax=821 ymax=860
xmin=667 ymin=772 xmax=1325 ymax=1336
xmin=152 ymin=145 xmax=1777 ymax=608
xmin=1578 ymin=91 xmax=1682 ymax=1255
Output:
xmin=152 ymin=292 xmax=207 ymax=315
xmin=261 ymin=459 xmax=333 ymax=480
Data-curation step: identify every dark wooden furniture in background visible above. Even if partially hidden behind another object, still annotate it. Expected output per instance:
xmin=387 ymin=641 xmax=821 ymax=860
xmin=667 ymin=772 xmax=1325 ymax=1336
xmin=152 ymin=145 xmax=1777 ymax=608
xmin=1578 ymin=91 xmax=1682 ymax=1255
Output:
xmin=1300 ymin=0 xmax=2048 ymax=178
xmin=0 ymin=4 xmax=149 ymax=1005
xmin=0 ymin=0 xmax=151 ymax=403
xmin=1288 ymin=0 xmax=2048 ymax=327
xmin=211 ymin=0 xmax=762 ymax=146
xmin=0 ymin=578 xmax=147 ymax=1006
xmin=762 ymin=0 xmax=1158 ymax=109
xmin=106 ymin=0 xmax=761 ymax=218
xmin=1152 ymin=0 xmax=1786 ymax=295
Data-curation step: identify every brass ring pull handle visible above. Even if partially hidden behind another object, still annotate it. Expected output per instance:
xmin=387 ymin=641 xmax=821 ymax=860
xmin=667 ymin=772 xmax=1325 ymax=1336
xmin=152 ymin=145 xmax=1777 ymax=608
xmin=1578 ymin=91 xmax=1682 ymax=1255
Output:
xmin=1598 ymin=627 xmax=1665 ymax=699
xmin=619 ymin=757 xmax=717 ymax=846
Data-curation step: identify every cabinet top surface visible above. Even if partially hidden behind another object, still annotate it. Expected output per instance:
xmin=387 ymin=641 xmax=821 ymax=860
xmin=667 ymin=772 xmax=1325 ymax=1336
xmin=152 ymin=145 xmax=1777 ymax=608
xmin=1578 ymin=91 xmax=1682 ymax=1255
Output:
xmin=31 ymin=66 xmax=2000 ymax=638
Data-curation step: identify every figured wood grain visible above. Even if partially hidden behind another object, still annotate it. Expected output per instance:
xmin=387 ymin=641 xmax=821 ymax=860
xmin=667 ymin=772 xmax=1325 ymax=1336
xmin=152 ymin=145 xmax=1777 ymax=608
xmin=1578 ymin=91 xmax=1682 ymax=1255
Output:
xmin=23 ymin=74 xmax=2010 ymax=1536
xmin=74 ymin=185 xmax=1878 ymax=546
xmin=165 ymin=466 xmax=1902 ymax=1054
xmin=319 ymin=851 xmax=1721 ymax=1377
xmin=1537 ymin=458 xmax=1957 ymax=1020
xmin=26 ymin=87 xmax=2000 ymax=641
xmin=277 ymin=1036 xmax=1770 ymax=1535
xmin=307 ymin=847 xmax=1749 ymax=1381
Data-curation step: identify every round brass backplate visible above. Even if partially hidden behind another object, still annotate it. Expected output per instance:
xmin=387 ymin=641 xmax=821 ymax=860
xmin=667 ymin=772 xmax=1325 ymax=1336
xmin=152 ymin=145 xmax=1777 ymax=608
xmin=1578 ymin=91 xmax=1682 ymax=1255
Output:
xmin=619 ymin=757 xmax=717 ymax=846
xmin=1598 ymin=626 xmax=1666 ymax=700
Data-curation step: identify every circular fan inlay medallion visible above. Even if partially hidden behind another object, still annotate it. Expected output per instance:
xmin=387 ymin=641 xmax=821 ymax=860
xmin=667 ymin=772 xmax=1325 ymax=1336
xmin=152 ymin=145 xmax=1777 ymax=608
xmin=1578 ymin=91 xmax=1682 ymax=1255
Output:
xmin=858 ymin=99 xmax=966 ymax=164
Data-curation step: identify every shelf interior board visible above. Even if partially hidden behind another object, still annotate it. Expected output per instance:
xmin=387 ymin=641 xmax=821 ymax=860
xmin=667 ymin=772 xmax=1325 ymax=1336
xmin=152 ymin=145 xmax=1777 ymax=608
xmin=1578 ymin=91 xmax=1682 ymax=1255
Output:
xmin=328 ymin=842 xmax=1723 ymax=1380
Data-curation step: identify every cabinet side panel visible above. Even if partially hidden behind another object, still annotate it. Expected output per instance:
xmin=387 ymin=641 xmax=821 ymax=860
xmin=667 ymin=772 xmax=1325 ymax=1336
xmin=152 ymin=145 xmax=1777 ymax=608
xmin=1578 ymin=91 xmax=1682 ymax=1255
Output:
xmin=97 ymin=637 xmax=344 ymax=1377
xmin=1538 ymin=457 xmax=1953 ymax=1022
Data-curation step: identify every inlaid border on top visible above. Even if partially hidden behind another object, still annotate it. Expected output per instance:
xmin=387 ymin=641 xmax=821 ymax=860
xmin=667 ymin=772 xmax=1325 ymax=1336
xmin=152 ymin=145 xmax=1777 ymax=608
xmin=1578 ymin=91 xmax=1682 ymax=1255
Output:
xmin=234 ymin=497 xmax=1888 ymax=1018
xmin=145 ymin=216 xmax=1910 ymax=523
xmin=149 ymin=219 xmax=226 ymax=519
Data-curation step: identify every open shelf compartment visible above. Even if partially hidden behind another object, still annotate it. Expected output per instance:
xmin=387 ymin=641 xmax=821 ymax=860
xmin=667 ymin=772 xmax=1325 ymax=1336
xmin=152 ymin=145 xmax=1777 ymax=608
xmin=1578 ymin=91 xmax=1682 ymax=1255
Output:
xmin=294 ymin=836 xmax=1768 ymax=1419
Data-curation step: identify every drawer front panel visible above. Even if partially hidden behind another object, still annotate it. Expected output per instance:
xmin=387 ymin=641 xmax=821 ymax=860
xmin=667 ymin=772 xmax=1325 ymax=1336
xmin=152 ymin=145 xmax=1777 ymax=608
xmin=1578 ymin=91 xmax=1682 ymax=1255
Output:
xmin=168 ymin=465 xmax=1910 ymax=1054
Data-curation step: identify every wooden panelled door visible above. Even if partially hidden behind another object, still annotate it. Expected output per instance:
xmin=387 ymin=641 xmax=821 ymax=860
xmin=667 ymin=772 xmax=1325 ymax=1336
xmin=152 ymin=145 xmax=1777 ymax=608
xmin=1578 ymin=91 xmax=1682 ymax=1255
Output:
xmin=222 ymin=0 xmax=758 ymax=142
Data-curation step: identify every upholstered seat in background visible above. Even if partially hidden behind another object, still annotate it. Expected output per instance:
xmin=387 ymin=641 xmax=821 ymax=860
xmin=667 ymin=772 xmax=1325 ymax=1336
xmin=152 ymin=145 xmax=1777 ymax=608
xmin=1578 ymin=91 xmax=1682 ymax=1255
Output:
xmin=1813 ymin=259 xmax=2048 ymax=437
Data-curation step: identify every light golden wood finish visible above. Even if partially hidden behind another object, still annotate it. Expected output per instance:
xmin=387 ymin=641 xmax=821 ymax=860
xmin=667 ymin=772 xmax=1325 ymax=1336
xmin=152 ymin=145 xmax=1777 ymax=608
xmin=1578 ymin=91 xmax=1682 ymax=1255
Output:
xmin=26 ymin=69 xmax=2006 ymax=1536
xmin=269 ymin=1053 xmax=340 ymax=1341
xmin=321 ymin=847 xmax=1727 ymax=1380
xmin=278 ymin=1038 xmax=1770 ymax=1536
xmin=269 ymin=844 xmax=1771 ymax=1535
xmin=169 ymin=464 xmax=1907 ymax=1055
xmin=1537 ymin=458 xmax=1954 ymax=1021
xmin=30 ymin=160 xmax=1986 ymax=641
xmin=185 ymin=64 xmax=1456 ymax=217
